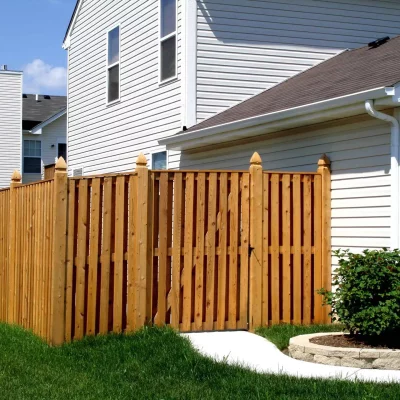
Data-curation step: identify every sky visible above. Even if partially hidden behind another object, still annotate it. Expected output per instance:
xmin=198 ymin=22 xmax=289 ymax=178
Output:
xmin=0 ymin=0 xmax=77 ymax=96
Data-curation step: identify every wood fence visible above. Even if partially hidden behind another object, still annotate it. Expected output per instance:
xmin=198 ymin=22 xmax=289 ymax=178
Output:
xmin=0 ymin=153 xmax=331 ymax=345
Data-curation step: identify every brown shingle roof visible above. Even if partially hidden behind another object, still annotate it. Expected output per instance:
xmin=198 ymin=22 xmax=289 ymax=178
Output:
xmin=183 ymin=35 xmax=400 ymax=134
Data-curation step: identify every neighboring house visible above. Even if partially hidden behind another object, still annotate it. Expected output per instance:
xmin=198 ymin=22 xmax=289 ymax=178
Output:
xmin=63 ymin=0 xmax=400 ymax=177
xmin=22 ymin=95 xmax=67 ymax=183
xmin=0 ymin=67 xmax=22 ymax=189
xmin=62 ymin=0 xmax=400 ymax=266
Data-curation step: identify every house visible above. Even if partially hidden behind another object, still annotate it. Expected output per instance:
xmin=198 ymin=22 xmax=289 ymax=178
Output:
xmin=22 ymin=94 xmax=67 ymax=183
xmin=62 ymin=0 xmax=400 ymax=267
xmin=0 ymin=67 xmax=22 ymax=188
xmin=62 ymin=0 xmax=400 ymax=176
xmin=0 ymin=66 xmax=67 ymax=186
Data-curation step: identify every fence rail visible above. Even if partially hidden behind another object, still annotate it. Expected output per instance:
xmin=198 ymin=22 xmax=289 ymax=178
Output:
xmin=0 ymin=152 xmax=331 ymax=345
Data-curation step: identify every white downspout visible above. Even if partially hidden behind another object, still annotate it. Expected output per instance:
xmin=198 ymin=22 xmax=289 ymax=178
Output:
xmin=365 ymin=100 xmax=400 ymax=249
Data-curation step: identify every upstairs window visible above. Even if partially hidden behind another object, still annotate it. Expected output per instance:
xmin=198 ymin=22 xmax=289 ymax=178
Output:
xmin=160 ymin=0 xmax=177 ymax=82
xmin=24 ymin=140 xmax=41 ymax=173
xmin=107 ymin=26 xmax=120 ymax=103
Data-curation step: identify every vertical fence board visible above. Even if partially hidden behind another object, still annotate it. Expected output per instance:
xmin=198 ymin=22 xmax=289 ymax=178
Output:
xmin=182 ymin=173 xmax=194 ymax=331
xmin=292 ymin=175 xmax=302 ymax=325
xmin=270 ymin=174 xmax=280 ymax=324
xmin=171 ymin=174 xmax=183 ymax=329
xmin=113 ymin=176 xmax=126 ymax=333
xmin=100 ymin=177 xmax=113 ymax=334
xmin=282 ymin=174 xmax=291 ymax=324
xmin=205 ymin=173 xmax=217 ymax=331
xmin=195 ymin=173 xmax=206 ymax=331
xmin=127 ymin=175 xmax=138 ymax=331
xmin=313 ymin=175 xmax=323 ymax=323
xmin=156 ymin=173 xmax=169 ymax=326
xmin=262 ymin=173 xmax=269 ymax=326
xmin=303 ymin=176 xmax=312 ymax=324
xmin=239 ymin=174 xmax=250 ymax=329
xmin=75 ymin=180 xmax=89 ymax=339
xmin=217 ymin=173 xmax=228 ymax=330
xmin=228 ymin=173 xmax=239 ymax=330
xmin=88 ymin=178 xmax=101 ymax=335
xmin=65 ymin=180 xmax=76 ymax=342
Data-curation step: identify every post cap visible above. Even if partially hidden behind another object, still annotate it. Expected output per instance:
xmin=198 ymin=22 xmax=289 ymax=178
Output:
xmin=136 ymin=152 xmax=148 ymax=168
xmin=318 ymin=154 xmax=331 ymax=167
xmin=11 ymin=170 xmax=22 ymax=182
xmin=250 ymin=152 xmax=262 ymax=165
xmin=55 ymin=156 xmax=67 ymax=171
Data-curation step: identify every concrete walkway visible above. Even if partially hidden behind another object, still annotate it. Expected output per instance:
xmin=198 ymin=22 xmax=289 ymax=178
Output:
xmin=183 ymin=331 xmax=400 ymax=383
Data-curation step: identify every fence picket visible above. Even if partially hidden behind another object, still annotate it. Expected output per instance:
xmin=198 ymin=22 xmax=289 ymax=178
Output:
xmin=282 ymin=174 xmax=291 ymax=324
xmin=182 ymin=173 xmax=194 ymax=331
xmin=270 ymin=174 xmax=280 ymax=324
xmin=195 ymin=173 xmax=206 ymax=331
xmin=228 ymin=173 xmax=239 ymax=330
xmin=303 ymin=175 xmax=312 ymax=324
xmin=88 ymin=178 xmax=101 ymax=335
xmin=75 ymin=179 xmax=89 ymax=339
xmin=217 ymin=173 xmax=228 ymax=330
xmin=205 ymin=173 xmax=217 ymax=331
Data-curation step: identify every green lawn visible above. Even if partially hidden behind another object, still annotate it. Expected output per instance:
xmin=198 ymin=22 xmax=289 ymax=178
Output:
xmin=256 ymin=323 xmax=345 ymax=350
xmin=0 ymin=323 xmax=398 ymax=400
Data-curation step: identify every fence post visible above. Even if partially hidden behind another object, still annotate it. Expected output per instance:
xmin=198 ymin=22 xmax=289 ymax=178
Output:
xmin=249 ymin=152 xmax=263 ymax=330
xmin=50 ymin=157 xmax=68 ymax=345
xmin=317 ymin=154 xmax=331 ymax=323
xmin=135 ymin=153 xmax=153 ymax=327
xmin=8 ymin=170 xmax=21 ymax=324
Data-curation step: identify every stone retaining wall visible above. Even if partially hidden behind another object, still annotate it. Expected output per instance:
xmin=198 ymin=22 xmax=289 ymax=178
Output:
xmin=289 ymin=333 xmax=400 ymax=370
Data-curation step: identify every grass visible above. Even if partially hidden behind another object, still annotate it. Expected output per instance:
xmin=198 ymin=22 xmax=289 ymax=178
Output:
xmin=0 ymin=323 xmax=398 ymax=400
xmin=256 ymin=323 xmax=345 ymax=350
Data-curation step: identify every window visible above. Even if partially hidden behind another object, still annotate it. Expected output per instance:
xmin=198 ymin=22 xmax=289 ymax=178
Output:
xmin=107 ymin=26 xmax=120 ymax=103
xmin=58 ymin=143 xmax=67 ymax=162
xmin=160 ymin=0 xmax=176 ymax=82
xmin=24 ymin=140 xmax=41 ymax=173
xmin=152 ymin=151 xmax=167 ymax=170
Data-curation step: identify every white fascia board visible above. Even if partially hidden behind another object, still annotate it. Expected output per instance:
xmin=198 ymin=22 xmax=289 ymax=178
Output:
xmin=30 ymin=108 xmax=67 ymax=134
xmin=62 ymin=0 xmax=83 ymax=50
xmin=0 ymin=70 xmax=23 ymax=76
xmin=160 ymin=87 xmax=390 ymax=150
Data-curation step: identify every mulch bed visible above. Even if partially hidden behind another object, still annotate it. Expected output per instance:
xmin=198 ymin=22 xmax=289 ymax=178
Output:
xmin=310 ymin=334 xmax=400 ymax=350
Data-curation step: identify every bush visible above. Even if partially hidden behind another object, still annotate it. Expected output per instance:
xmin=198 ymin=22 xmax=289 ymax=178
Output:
xmin=319 ymin=249 xmax=400 ymax=337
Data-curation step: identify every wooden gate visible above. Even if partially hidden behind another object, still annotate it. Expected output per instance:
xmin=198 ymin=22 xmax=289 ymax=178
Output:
xmin=151 ymin=170 xmax=250 ymax=331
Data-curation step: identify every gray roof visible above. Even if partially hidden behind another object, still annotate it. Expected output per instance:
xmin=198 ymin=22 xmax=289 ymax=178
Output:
xmin=23 ymin=94 xmax=67 ymax=130
xmin=182 ymin=35 xmax=400 ymax=135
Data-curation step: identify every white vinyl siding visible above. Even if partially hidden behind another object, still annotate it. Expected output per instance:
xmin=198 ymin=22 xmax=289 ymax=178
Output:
xmin=196 ymin=0 xmax=400 ymax=122
xmin=67 ymin=0 xmax=182 ymax=176
xmin=0 ymin=72 xmax=22 ymax=188
xmin=168 ymin=115 xmax=392 ymax=267
xmin=22 ymin=113 xmax=67 ymax=183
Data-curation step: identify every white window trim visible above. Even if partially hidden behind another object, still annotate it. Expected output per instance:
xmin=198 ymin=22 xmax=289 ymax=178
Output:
xmin=106 ymin=24 xmax=121 ymax=105
xmin=159 ymin=0 xmax=178 ymax=85
xmin=150 ymin=150 xmax=169 ymax=170
xmin=23 ymin=139 xmax=42 ymax=174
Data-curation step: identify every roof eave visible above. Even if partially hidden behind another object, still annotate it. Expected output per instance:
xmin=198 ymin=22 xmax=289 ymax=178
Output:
xmin=160 ymin=87 xmax=395 ymax=151
xmin=30 ymin=108 xmax=67 ymax=134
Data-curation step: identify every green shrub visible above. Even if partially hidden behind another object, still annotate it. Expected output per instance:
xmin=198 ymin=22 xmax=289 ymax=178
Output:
xmin=319 ymin=249 xmax=400 ymax=337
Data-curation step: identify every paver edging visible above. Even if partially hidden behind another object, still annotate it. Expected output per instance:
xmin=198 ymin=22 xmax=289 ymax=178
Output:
xmin=289 ymin=333 xmax=400 ymax=370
